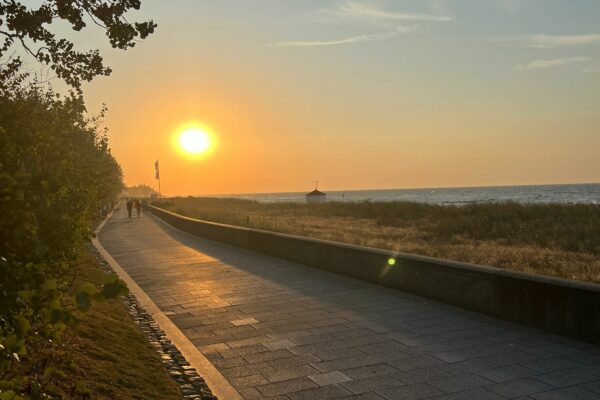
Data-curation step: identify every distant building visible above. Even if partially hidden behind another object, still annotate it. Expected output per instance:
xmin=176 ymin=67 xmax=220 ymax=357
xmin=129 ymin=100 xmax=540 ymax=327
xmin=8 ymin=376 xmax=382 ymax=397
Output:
xmin=306 ymin=189 xmax=327 ymax=203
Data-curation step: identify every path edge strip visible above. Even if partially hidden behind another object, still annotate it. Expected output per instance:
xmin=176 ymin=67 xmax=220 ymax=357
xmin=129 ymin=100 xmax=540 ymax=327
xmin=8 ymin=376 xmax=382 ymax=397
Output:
xmin=92 ymin=212 xmax=243 ymax=400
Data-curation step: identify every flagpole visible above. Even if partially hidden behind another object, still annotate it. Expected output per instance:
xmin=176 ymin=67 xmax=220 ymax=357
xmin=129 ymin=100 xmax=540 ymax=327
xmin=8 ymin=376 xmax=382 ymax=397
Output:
xmin=155 ymin=159 xmax=162 ymax=199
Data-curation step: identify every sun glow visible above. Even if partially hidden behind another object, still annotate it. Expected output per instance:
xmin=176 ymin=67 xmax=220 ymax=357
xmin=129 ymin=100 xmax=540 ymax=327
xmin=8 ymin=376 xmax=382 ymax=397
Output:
xmin=173 ymin=124 xmax=216 ymax=158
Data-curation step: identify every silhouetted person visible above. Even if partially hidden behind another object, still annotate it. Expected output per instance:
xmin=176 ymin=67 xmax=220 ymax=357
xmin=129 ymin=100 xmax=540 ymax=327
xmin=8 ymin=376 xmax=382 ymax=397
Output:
xmin=134 ymin=199 xmax=141 ymax=217
xmin=126 ymin=198 xmax=133 ymax=218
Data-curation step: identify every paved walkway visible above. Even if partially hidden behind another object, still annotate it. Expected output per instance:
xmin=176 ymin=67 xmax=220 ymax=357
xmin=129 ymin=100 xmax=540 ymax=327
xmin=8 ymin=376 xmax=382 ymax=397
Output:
xmin=99 ymin=207 xmax=600 ymax=400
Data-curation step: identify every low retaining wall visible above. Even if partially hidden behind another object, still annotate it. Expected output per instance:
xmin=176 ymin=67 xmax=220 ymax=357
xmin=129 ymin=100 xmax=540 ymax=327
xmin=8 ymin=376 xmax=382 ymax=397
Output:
xmin=148 ymin=205 xmax=600 ymax=343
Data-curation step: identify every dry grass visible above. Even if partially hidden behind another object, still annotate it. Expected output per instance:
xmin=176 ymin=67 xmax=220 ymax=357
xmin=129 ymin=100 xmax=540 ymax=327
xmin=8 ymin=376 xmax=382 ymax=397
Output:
xmin=18 ymin=253 xmax=182 ymax=399
xmin=156 ymin=197 xmax=600 ymax=283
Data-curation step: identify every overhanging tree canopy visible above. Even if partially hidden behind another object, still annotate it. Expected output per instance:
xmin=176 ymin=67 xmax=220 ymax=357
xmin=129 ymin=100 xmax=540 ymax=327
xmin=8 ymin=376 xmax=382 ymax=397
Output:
xmin=0 ymin=0 xmax=157 ymax=90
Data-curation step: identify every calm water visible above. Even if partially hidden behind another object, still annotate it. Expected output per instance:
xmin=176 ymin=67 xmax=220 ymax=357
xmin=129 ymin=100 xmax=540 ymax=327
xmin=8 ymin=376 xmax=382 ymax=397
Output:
xmin=214 ymin=183 xmax=600 ymax=205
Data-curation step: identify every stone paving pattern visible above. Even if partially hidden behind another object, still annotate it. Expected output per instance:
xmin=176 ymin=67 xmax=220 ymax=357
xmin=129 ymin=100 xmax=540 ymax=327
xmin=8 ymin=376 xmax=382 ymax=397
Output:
xmin=100 ymin=208 xmax=600 ymax=400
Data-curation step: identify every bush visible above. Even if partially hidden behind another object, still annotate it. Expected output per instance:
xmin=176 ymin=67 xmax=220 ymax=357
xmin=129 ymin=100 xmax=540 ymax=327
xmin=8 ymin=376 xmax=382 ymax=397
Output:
xmin=0 ymin=83 xmax=126 ymax=398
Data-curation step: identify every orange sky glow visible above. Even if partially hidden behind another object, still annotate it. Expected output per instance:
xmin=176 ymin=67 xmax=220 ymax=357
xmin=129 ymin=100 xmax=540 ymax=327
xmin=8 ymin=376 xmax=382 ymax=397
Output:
xmin=68 ymin=1 xmax=599 ymax=196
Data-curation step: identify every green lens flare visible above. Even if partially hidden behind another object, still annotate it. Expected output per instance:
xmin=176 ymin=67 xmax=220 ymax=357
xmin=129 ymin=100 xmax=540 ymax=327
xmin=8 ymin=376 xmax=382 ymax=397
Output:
xmin=387 ymin=258 xmax=396 ymax=266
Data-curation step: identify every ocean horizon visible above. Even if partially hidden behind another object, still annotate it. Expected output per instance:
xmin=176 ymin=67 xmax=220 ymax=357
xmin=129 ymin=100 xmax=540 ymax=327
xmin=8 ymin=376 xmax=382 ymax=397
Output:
xmin=202 ymin=182 xmax=600 ymax=205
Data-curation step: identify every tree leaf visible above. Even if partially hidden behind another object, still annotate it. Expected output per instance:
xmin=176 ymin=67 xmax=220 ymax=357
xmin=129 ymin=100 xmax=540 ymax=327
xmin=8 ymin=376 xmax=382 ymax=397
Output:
xmin=42 ymin=279 xmax=57 ymax=292
xmin=78 ymin=283 xmax=97 ymax=296
xmin=0 ymin=391 xmax=16 ymax=400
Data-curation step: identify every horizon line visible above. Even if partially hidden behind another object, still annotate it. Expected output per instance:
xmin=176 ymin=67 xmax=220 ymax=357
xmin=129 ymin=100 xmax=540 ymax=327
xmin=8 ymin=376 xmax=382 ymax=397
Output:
xmin=156 ymin=181 xmax=600 ymax=198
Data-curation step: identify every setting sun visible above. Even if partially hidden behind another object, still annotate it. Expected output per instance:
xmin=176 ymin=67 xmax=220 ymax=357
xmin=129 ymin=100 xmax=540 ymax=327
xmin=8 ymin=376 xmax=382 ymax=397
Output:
xmin=174 ymin=125 xmax=215 ymax=158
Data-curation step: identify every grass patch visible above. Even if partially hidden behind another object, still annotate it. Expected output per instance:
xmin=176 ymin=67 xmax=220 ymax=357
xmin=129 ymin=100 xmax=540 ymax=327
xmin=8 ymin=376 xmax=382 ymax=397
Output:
xmin=14 ymin=252 xmax=182 ymax=399
xmin=156 ymin=197 xmax=600 ymax=284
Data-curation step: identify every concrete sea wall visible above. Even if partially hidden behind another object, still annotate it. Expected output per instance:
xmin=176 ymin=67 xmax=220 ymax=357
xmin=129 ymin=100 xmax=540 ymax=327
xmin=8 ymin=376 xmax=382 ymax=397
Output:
xmin=148 ymin=205 xmax=600 ymax=343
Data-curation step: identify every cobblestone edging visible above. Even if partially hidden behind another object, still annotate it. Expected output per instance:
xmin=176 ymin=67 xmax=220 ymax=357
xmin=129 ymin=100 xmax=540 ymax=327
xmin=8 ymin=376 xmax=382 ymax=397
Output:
xmin=88 ymin=244 xmax=218 ymax=400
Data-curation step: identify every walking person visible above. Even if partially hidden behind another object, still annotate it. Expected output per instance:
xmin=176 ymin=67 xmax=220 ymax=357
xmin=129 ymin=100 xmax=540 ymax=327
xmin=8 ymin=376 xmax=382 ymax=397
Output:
xmin=134 ymin=199 xmax=141 ymax=218
xmin=126 ymin=198 xmax=133 ymax=218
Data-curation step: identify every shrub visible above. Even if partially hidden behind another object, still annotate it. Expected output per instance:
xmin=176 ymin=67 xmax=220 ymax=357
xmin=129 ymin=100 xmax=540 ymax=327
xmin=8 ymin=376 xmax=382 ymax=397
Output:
xmin=0 ymin=83 xmax=126 ymax=397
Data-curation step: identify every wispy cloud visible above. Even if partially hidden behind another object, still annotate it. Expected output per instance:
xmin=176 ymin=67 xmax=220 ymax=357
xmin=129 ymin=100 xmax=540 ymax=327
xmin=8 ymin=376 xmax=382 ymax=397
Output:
xmin=583 ymin=65 xmax=600 ymax=73
xmin=497 ymin=34 xmax=600 ymax=48
xmin=264 ymin=26 xmax=417 ymax=48
xmin=330 ymin=1 xmax=451 ymax=23
xmin=516 ymin=57 xmax=588 ymax=71
xmin=264 ymin=1 xmax=448 ymax=49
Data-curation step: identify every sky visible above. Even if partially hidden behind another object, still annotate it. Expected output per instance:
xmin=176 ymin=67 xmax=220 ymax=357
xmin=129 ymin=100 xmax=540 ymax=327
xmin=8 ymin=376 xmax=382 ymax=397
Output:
xmin=51 ymin=1 xmax=600 ymax=195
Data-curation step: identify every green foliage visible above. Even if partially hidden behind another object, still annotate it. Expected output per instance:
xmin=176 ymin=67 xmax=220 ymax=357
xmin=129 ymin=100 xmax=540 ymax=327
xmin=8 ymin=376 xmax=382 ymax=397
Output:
xmin=0 ymin=1 xmax=155 ymax=395
xmin=122 ymin=184 xmax=158 ymax=198
xmin=0 ymin=83 xmax=127 ymax=397
xmin=0 ymin=0 xmax=156 ymax=91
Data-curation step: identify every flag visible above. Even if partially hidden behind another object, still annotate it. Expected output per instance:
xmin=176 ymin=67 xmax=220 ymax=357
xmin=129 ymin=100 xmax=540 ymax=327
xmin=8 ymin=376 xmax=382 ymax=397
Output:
xmin=154 ymin=159 xmax=160 ymax=180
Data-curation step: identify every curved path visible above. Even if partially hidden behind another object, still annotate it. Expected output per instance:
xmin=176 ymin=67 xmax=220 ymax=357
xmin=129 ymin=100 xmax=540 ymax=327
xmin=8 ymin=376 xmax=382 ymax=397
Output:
xmin=99 ymin=206 xmax=600 ymax=400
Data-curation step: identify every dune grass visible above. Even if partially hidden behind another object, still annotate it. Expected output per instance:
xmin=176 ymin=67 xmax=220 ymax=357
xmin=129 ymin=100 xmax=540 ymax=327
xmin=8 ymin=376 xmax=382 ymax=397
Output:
xmin=16 ymin=252 xmax=182 ymax=399
xmin=155 ymin=197 xmax=600 ymax=283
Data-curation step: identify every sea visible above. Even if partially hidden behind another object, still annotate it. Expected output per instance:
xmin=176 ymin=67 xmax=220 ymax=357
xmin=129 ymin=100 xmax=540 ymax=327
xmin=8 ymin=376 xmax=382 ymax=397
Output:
xmin=212 ymin=183 xmax=600 ymax=205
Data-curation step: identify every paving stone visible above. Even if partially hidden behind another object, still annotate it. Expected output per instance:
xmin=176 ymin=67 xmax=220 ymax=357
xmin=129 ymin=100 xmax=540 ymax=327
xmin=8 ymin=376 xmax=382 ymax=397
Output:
xmin=265 ymin=339 xmax=297 ymax=350
xmin=233 ymin=327 xmax=276 ymax=340
xmin=269 ymin=354 xmax=321 ymax=370
xmin=229 ymin=374 xmax=270 ymax=389
xmin=394 ymin=334 xmax=443 ymax=347
xmin=212 ymin=356 xmax=247 ymax=369
xmin=533 ymin=369 xmax=598 ymax=388
xmin=289 ymin=342 xmax=332 ymax=356
xmin=474 ymin=341 xmax=522 ymax=356
xmin=357 ymin=341 xmax=409 ymax=354
xmin=340 ymin=393 xmax=386 ymax=400
xmin=581 ymin=380 xmax=600 ymax=394
xmin=572 ymin=364 xmax=600 ymax=377
xmin=197 ymin=342 xmax=230 ymax=354
xmin=376 ymin=382 xmax=443 ymax=399
xmin=488 ymin=378 xmax=555 ymax=398
xmin=342 ymin=364 xmax=400 ymax=380
xmin=335 ymin=328 xmax=378 ymax=340
xmin=525 ymin=345 xmax=574 ymax=358
xmin=256 ymin=377 xmax=318 ymax=397
xmin=264 ymin=365 xmax=320 ymax=383
xmin=484 ymin=351 xmax=541 ymax=367
xmin=437 ymin=358 xmax=498 ymax=375
xmin=433 ymin=347 xmax=489 ymax=363
xmin=289 ymin=333 xmax=337 ymax=345
xmin=563 ymin=351 xmax=600 ymax=365
xmin=331 ymin=334 xmax=388 ymax=350
xmin=244 ymin=348 xmax=294 ymax=364
xmin=309 ymin=325 xmax=350 ymax=336
xmin=285 ymin=384 xmax=351 ymax=400
xmin=341 ymin=376 xmax=405 ymax=394
xmin=390 ymin=355 xmax=446 ymax=371
xmin=313 ymin=357 xmax=376 ymax=373
xmin=477 ymin=365 xmax=535 ymax=383
xmin=424 ymin=337 xmax=492 ymax=353
xmin=432 ymin=387 xmax=505 ymax=400
xmin=221 ymin=362 xmax=275 ymax=379
xmin=226 ymin=335 xmax=271 ymax=349
xmin=530 ymin=387 xmax=600 ymax=400
xmin=236 ymin=387 xmax=263 ymax=399
xmin=308 ymin=371 xmax=353 ymax=386
xmin=219 ymin=343 xmax=268 ymax=359
xmin=192 ymin=335 xmax=236 ymax=346
xmin=314 ymin=347 xmax=367 ymax=361
xmin=428 ymin=374 xmax=492 ymax=394
xmin=520 ymin=357 xmax=583 ymax=374
xmin=392 ymin=366 xmax=454 ymax=384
